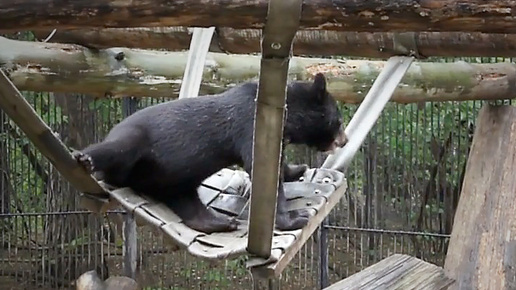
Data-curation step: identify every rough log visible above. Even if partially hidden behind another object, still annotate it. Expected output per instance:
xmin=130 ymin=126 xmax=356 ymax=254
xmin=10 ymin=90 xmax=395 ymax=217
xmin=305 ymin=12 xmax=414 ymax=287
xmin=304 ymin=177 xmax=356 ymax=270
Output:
xmin=323 ymin=254 xmax=454 ymax=290
xmin=34 ymin=28 xmax=516 ymax=58
xmin=444 ymin=104 xmax=516 ymax=290
xmin=3 ymin=1 xmax=516 ymax=33
xmin=2 ymin=36 xmax=516 ymax=104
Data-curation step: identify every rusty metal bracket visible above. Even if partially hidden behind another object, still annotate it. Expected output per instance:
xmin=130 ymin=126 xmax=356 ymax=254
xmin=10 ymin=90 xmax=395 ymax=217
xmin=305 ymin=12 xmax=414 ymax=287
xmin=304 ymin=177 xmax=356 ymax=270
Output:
xmin=392 ymin=32 xmax=423 ymax=58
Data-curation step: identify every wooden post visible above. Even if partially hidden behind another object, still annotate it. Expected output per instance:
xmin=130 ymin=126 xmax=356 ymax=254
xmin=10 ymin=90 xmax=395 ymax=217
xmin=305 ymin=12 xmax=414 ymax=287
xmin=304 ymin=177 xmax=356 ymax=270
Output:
xmin=319 ymin=218 xmax=329 ymax=289
xmin=123 ymin=213 xmax=138 ymax=279
xmin=122 ymin=98 xmax=138 ymax=280
xmin=444 ymin=104 xmax=516 ymax=290
xmin=246 ymin=0 xmax=302 ymax=258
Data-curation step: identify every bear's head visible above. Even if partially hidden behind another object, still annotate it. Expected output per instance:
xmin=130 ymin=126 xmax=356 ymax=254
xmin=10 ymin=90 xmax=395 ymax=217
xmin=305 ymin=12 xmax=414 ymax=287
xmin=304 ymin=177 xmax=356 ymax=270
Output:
xmin=285 ymin=73 xmax=347 ymax=153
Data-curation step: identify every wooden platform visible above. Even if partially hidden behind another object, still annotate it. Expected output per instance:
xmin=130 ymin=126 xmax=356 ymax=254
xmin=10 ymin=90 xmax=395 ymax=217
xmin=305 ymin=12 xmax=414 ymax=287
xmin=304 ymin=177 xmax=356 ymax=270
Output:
xmin=324 ymin=254 xmax=454 ymax=290
xmin=94 ymin=167 xmax=346 ymax=276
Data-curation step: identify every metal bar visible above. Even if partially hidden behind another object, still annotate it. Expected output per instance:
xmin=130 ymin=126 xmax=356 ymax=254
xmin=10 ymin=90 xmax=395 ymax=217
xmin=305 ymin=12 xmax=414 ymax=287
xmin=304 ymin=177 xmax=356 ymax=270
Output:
xmin=324 ymin=225 xmax=451 ymax=238
xmin=246 ymin=0 xmax=302 ymax=259
xmin=321 ymin=56 xmax=414 ymax=172
xmin=178 ymin=27 xmax=215 ymax=99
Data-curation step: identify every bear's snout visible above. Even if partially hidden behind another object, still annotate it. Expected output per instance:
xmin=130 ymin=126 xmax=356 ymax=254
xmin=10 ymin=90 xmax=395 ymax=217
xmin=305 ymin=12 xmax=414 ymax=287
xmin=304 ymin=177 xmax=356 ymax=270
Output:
xmin=334 ymin=128 xmax=348 ymax=148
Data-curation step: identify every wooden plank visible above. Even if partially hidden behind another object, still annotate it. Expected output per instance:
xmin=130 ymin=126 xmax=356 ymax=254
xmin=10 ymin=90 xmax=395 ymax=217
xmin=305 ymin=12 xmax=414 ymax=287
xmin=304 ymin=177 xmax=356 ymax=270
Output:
xmin=444 ymin=104 xmax=516 ymax=290
xmin=324 ymin=254 xmax=454 ymax=290
xmin=250 ymin=181 xmax=347 ymax=278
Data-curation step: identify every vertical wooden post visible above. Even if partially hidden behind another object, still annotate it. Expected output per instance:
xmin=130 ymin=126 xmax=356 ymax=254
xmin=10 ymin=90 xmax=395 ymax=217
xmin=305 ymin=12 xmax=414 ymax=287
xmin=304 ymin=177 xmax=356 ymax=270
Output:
xmin=246 ymin=0 xmax=302 ymax=258
xmin=122 ymin=97 xmax=139 ymax=280
xmin=319 ymin=218 xmax=329 ymax=289
xmin=444 ymin=104 xmax=516 ymax=290
xmin=123 ymin=213 xmax=138 ymax=279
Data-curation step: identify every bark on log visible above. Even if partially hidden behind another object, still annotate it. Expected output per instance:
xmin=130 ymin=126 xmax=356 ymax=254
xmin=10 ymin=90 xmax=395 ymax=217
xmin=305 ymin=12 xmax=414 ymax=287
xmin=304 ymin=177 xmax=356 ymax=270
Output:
xmin=34 ymin=27 xmax=196 ymax=52
xmin=2 ymin=36 xmax=516 ymax=104
xmin=3 ymin=1 xmax=516 ymax=33
xmin=33 ymin=28 xmax=516 ymax=58
xmin=444 ymin=104 xmax=516 ymax=290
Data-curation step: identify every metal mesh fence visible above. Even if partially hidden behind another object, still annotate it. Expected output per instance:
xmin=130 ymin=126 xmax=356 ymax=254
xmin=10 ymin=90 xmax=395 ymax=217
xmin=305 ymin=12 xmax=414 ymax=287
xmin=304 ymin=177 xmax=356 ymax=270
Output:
xmin=0 ymin=56 xmax=514 ymax=289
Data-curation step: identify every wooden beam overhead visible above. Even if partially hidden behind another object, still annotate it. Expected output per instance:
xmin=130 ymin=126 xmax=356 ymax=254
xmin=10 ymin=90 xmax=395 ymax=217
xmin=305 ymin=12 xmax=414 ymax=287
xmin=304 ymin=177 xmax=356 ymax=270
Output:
xmin=32 ymin=28 xmax=516 ymax=58
xmin=3 ymin=1 xmax=516 ymax=33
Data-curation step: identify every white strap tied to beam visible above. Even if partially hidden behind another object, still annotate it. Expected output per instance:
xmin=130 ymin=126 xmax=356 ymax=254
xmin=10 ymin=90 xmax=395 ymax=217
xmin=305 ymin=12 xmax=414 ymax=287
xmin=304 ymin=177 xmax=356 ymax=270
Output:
xmin=322 ymin=56 xmax=414 ymax=172
xmin=178 ymin=27 xmax=215 ymax=99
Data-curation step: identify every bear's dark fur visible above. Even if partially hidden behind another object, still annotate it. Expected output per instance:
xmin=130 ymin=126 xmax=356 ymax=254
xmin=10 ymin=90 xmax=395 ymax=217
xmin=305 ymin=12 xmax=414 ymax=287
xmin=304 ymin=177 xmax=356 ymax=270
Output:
xmin=75 ymin=73 xmax=347 ymax=233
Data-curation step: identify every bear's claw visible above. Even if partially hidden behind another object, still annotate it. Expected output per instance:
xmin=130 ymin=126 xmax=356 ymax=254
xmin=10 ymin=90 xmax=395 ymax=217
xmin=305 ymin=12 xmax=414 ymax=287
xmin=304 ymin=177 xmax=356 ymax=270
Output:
xmin=73 ymin=151 xmax=95 ymax=173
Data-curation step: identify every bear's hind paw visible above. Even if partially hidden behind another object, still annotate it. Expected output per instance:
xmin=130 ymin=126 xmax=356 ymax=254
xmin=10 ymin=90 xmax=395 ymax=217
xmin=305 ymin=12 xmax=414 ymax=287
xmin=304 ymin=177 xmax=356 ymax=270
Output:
xmin=73 ymin=151 xmax=95 ymax=173
xmin=185 ymin=215 xmax=240 ymax=234
xmin=275 ymin=209 xmax=310 ymax=231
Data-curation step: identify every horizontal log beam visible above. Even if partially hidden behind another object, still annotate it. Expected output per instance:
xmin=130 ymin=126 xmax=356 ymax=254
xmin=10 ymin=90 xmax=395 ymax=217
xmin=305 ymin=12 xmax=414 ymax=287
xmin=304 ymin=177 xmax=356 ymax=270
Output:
xmin=33 ymin=28 xmax=516 ymax=58
xmin=1 ymin=36 xmax=516 ymax=104
xmin=3 ymin=1 xmax=516 ymax=33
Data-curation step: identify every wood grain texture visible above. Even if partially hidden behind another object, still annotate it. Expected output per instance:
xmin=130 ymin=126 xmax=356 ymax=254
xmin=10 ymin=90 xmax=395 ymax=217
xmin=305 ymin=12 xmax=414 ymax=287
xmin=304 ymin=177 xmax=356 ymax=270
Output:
xmin=34 ymin=28 xmax=516 ymax=58
xmin=444 ymin=104 xmax=516 ymax=290
xmin=3 ymin=1 xmax=516 ymax=33
xmin=3 ymin=36 xmax=516 ymax=104
xmin=324 ymin=254 xmax=454 ymax=290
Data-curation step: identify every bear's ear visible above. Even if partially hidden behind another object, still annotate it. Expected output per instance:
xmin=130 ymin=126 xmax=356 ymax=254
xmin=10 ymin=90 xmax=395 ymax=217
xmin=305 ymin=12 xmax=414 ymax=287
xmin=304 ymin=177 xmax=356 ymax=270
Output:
xmin=311 ymin=73 xmax=327 ymax=101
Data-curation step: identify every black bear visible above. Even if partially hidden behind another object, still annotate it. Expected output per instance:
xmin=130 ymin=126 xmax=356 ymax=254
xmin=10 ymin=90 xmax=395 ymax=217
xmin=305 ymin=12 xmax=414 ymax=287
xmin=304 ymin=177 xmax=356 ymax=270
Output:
xmin=74 ymin=73 xmax=347 ymax=233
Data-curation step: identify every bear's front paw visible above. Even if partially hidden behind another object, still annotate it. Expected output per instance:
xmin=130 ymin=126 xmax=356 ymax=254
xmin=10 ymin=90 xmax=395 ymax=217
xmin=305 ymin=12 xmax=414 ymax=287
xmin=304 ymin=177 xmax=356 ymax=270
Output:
xmin=284 ymin=164 xmax=309 ymax=182
xmin=275 ymin=209 xmax=311 ymax=231
xmin=73 ymin=151 xmax=95 ymax=173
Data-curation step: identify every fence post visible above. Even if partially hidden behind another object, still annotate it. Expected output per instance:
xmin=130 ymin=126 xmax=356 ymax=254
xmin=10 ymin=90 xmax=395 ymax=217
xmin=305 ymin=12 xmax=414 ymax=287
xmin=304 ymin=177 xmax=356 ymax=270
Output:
xmin=122 ymin=97 xmax=139 ymax=279
xmin=123 ymin=212 xmax=138 ymax=279
xmin=319 ymin=217 xmax=329 ymax=289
